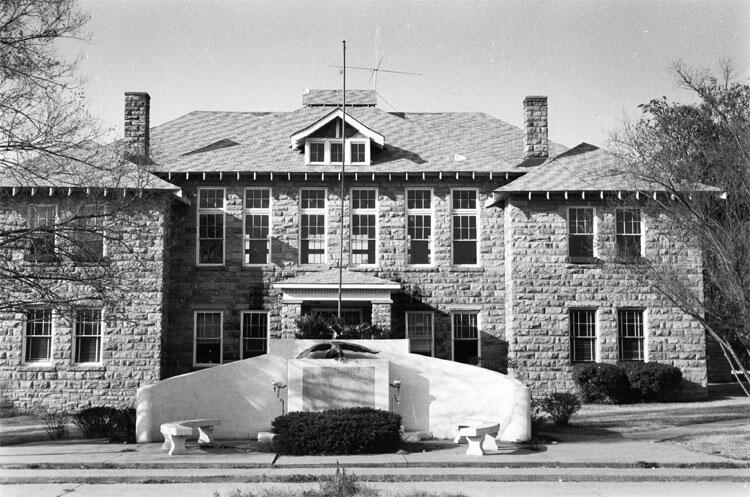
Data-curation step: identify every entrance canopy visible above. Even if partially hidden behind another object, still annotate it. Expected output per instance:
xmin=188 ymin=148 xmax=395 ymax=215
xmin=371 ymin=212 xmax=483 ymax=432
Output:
xmin=273 ymin=269 xmax=401 ymax=304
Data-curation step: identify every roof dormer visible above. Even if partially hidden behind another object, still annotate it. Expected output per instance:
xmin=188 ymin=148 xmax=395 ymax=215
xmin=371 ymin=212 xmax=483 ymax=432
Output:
xmin=290 ymin=108 xmax=384 ymax=166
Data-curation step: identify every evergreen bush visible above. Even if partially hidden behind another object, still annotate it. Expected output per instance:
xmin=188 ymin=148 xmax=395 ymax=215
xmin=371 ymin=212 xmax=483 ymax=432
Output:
xmin=571 ymin=363 xmax=632 ymax=403
xmin=540 ymin=392 xmax=581 ymax=426
xmin=622 ymin=362 xmax=683 ymax=402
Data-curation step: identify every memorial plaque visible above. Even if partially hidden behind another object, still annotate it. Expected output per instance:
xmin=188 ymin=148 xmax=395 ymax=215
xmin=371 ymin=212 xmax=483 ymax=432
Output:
xmin=302 ymin=366 xmax=375 ymax=410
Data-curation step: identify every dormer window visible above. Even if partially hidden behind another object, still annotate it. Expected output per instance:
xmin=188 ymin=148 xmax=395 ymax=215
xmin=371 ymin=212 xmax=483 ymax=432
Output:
xmin=310 ymin=142 xmax=325 ymax=163
xmin=350 ymin=142 xmax=366 ymax=163
xmin=331 ymin=142 xmax=343 ymax=163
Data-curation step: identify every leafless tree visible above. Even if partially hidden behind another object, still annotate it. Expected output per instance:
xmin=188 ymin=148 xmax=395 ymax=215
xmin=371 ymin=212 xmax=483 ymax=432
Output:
xmin=611 ymin=62 xmax=750 ymax=393
xmin=0 ymin=0 xmax=161 ymax=316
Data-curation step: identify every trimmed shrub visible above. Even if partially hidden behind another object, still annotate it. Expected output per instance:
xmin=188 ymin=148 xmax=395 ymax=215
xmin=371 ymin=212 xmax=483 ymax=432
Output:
xmin=540 ymin=392 xmax=581 ymax=426
xmin=41 ymin=411 xmax=68 ymax=440
xmin=529 ymin=396 xmax=547 ymax=437
xmin=272 ymin=407 xmax=402 ymax=455
xmin=72 ymin=407 xmax=136 ymax=443
xmin=572 ymin=363 xmax=632 ymax=404
xmin=294 ymin=314 xmax=389 ymax=340
xmin=623 ymin=362 xmax=683 ymax=402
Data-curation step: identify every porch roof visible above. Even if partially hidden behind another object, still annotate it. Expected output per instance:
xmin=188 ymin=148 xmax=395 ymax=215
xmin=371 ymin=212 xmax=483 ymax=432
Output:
xmin=274 ymin=269 xmax=401 ymax=291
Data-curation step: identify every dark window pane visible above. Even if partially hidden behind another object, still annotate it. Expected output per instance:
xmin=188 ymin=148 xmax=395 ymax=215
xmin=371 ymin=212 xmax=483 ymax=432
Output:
xmin=617 ymin=235 xmax=641 ymax=260
xmin=200 ymin=240 xmax=223 ymax=264
xmin=25 ymin=336 xmax=51 ymax=362
xmin=310 ymin=142 xmax=325 ymax=162
xmin=245 ymin=240 xmax=268 ymax=264
xmin=196 ymin=341 xmax=221 ymax=364
xmin=453 ymin=241 xmax=477 ymax=265
xmin=409 ymin=240 xmax=430 ymax=265
xmin=453 ymin=340 xmax=479 ymax=365
xmin=569 ymin=235 xmax=594 ymax=258
xmin=75 ymin=337 xmax=100 ymax=363
xmin=331 ymin=143 xmax=343 ymax=163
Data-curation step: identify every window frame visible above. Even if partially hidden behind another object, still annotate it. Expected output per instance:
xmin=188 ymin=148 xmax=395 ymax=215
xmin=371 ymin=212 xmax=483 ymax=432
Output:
xmin=405 ymin=187 xmax=434 ymax=267
xmin=299 ymin=187 xmax=327 ymax=265
xmin=72 ymin=308 xmax=103 ymax=365
xmin=617 ymin=308 xmax=646 ymax=362
xmin=350 ymin=187 xmax=378 ymax=267
xmin=615 ymin=207 xmax=644 ymax=262
xmin=304 ymin=139 xmax=370 ymax=165
xmin=22 ymin=308 xmax=53 ymax=364
xmin=308 ymin=140 xmax=327 ymax=164
xmin=196 ymin=187 xmax=226 ymax=267
xmin=405 ymin=311 xmax=435 ymax=357
xmin=243 ymin=187 xmax=272 ymax=266
xmin=450 ymin=188 xmax=480 ymax=267
xmin=240 ymin=310 xmax=269 ymax=359
xmin=567 ymin=206 xmax=596 ymax=261
xmin=70 ymin=204 xmax=105 ymax=262
xmin=569 ymin=308 xmax=598 ymax=363
xmin=451 ymin=310 xmax=481 ymax=365
xmin=348 ymin=140 xmax=368 ymax=164
xmin=193 ymin=310 xmax=223 ymax=367
xmin=26 ymin=204 xmax=57 ymax=262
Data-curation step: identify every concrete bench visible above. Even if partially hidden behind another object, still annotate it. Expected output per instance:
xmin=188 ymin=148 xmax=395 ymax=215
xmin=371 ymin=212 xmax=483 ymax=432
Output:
xmin=455 ymin=422 xmax=500 ymax=456
xmin=160 ymin=418 xmax=221 ymax=456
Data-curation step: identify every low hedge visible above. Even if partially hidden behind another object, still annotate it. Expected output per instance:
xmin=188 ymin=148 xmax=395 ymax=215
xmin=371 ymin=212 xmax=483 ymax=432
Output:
xmin=572 ymin=362 xmax=684 ymax=403
xmin=572 ymin=362 xmax=632 ymax=403
xmin=271 ymin=407 xmax=402 ymax=455
xmin=622 ymin=362 xmax=682 ymax=402
xmin=72 ymin=407 xmax=136 ymax=443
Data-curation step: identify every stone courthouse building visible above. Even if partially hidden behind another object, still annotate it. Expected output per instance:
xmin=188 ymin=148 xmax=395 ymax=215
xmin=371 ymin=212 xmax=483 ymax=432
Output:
xmin=0 ymin=89 xmax=709 ymax=411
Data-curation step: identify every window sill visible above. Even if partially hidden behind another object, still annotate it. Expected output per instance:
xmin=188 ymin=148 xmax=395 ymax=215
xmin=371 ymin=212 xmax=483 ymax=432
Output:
xmin=19 ymin=363 xmax=55 ymax=371
xmin=69 ymin=364 xmax=106 ymax=372
xmin=566 ymin=256 xmax=601 ymax=265
xmin=402 ymin=266 xmax=438 ymax=272
xmin=193 ymin=363 xmax=222 ymax=368
xmin=449 ymin=266 xmax=484 ymax=273
xmin=195 ymin=264 xmax=227 ymax=271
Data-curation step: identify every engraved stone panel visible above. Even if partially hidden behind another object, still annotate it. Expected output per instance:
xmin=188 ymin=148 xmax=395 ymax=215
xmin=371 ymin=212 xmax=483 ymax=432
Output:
xmin=302 ymin=366 xmax=375 ymax=410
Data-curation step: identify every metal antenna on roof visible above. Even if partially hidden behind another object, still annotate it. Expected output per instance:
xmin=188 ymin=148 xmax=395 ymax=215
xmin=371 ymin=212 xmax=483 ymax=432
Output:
xmin=337 ymin=40 xmax=346 ymax=323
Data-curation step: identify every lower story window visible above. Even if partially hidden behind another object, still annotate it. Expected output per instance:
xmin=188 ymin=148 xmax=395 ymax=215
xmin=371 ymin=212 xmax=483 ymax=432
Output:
xmin=452 ymin=312 xmax=479 ymax=365
xmin=406 ymin=312 xmax=434 ymax=357
xmin=570 ymin=309 xmax=596 ymax=362
xmin=25 ymin=309 xmax=52 ymax=363
xmin=195 ymin=311 xmax=222 ymax=366
xmin=74 ymin=309 xmax=102 ymax=363
xmin=618 ymin=309 xmax=645 ymax=361
xmin=241 ymin=311 xmax=268 ymax=359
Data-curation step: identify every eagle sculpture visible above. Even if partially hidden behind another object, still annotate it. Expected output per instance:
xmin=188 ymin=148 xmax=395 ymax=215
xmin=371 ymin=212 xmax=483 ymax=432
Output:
xmin=296 ymin=341 xmax=380 ymax=360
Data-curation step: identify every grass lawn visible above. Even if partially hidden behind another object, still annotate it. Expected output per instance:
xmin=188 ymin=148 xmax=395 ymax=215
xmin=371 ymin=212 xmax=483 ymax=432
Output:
xmin=546 ymin=395 xmax=750 ymax=460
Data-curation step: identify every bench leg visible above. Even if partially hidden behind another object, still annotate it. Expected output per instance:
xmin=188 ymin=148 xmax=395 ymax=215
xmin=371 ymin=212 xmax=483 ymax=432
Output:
xmin=483 ymin=433 xmax=499 ymax=451
xmin=161 ymin=432 xmax=172 ymax=452
xmin=465 ymin=435 xmax=486 ymax=456
xmin=168 ymin=435 xmax=189 ymax=456
xmin=197 ymin=426 xmax=215 ymax=445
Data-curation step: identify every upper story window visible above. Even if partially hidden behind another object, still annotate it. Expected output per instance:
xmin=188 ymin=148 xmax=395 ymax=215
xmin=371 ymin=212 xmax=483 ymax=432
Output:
xmin=74 ymin=308 xmax=102 ymax=364
xmin=350 ymin=188 xmax=377 ymax=266
xmin=300 ymin=188 xmax=326 ymax=264
xmin=71 ymin=206 xmax=104 ymax=262
xmin=26 ymin=205 xmax=56 ymax=262
xmin=304 ymin=139 xmax=371 ymax=165
xmin=616 ymin=208 xmax=642 ymax=261
xmin=451 ymin=189 xmax=479 ymax=266
xmin=197 ymin=188 xmax=225 ymax=266
xmin=244 ymin=188 xmax=271 ymax=265
xmin=568 ymin=207 xmax=594 ymax=260
xmin=24 ymin=309 xmax=52 ymax=363
xmin=406 ymin=189 xmax=432 ymax=265
xmin=241 ymin=311 xmax=268 ymax=359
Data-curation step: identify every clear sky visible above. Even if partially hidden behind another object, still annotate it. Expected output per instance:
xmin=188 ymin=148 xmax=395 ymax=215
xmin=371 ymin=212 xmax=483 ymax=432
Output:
xmin=66 ymin=0 xmax=749 ymax=149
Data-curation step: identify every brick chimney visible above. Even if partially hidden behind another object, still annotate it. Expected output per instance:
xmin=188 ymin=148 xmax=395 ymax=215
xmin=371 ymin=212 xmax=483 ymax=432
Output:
xmin=124 ymin=92 xmax=150 ymax=161
xmin=523 ymin=96 xmax=548 ymax=159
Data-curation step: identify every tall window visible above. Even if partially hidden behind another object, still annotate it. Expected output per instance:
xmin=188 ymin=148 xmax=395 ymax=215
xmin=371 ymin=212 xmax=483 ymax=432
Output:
xmin=452 ymin=189 xmax=479 ymax=265
xmin=351 ymin=188 xmax=377 ymax=265
xmin=452 ymin=312 xmax=479 ymax=365
xmin=241 ymin=311 xmax=268 ymax=359
xmin=406 ymin=312 xmax=434 ymax=357
xmin=331 ymin=142 xmax=343 ymax=163
xmin=194 ymin=311 xmax=222 ymax=366
xmin=244 ymin=188 xmax=271 ymax=265
xmin=26 ymin=205 xmax=56 ymax=261
xmin=74 ymin=309 xmax=102 ymax=363
xmin=406 ymin=189 xmax=432 ymax=265
xmin=350 ymin=142 xmax=365 ymax=163
xmin=570 ymin=309 xmax=596 ymax=362
xmin=616 ymin=208 xmax=642 ymax=261
xmin=300 ymin=188 xmax=326 ymax=264
xmin=24 ymin=309 xmax=52 ymax=363
xmin=197 ymin=188 xmax=225 ymax=265
xmin=618 ymin=309 xmax=645 ymax=361
xmin=568 ymin=208 xmax=594 ymax=260
xmin=71 ymin=206 xmax=104 ymax=262
xmin=310 ymin=142 xmax=325 ymax=163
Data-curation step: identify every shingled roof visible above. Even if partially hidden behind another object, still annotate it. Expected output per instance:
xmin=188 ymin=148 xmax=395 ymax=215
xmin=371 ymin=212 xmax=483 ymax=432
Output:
xmin=302 ymin=89 xmax=377 ymax=106
xmin=147 ymin=101 xmax=567 ymax=175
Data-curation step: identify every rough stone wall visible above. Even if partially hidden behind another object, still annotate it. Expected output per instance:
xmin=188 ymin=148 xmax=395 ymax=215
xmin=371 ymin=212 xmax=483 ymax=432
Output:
xmin=164 ymin=178 xmax=509 ymax=377
xmin=505 ymin=197 xmax=707 ymax=396
xmin=0 ymin=193 xmax=169 ymax=412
